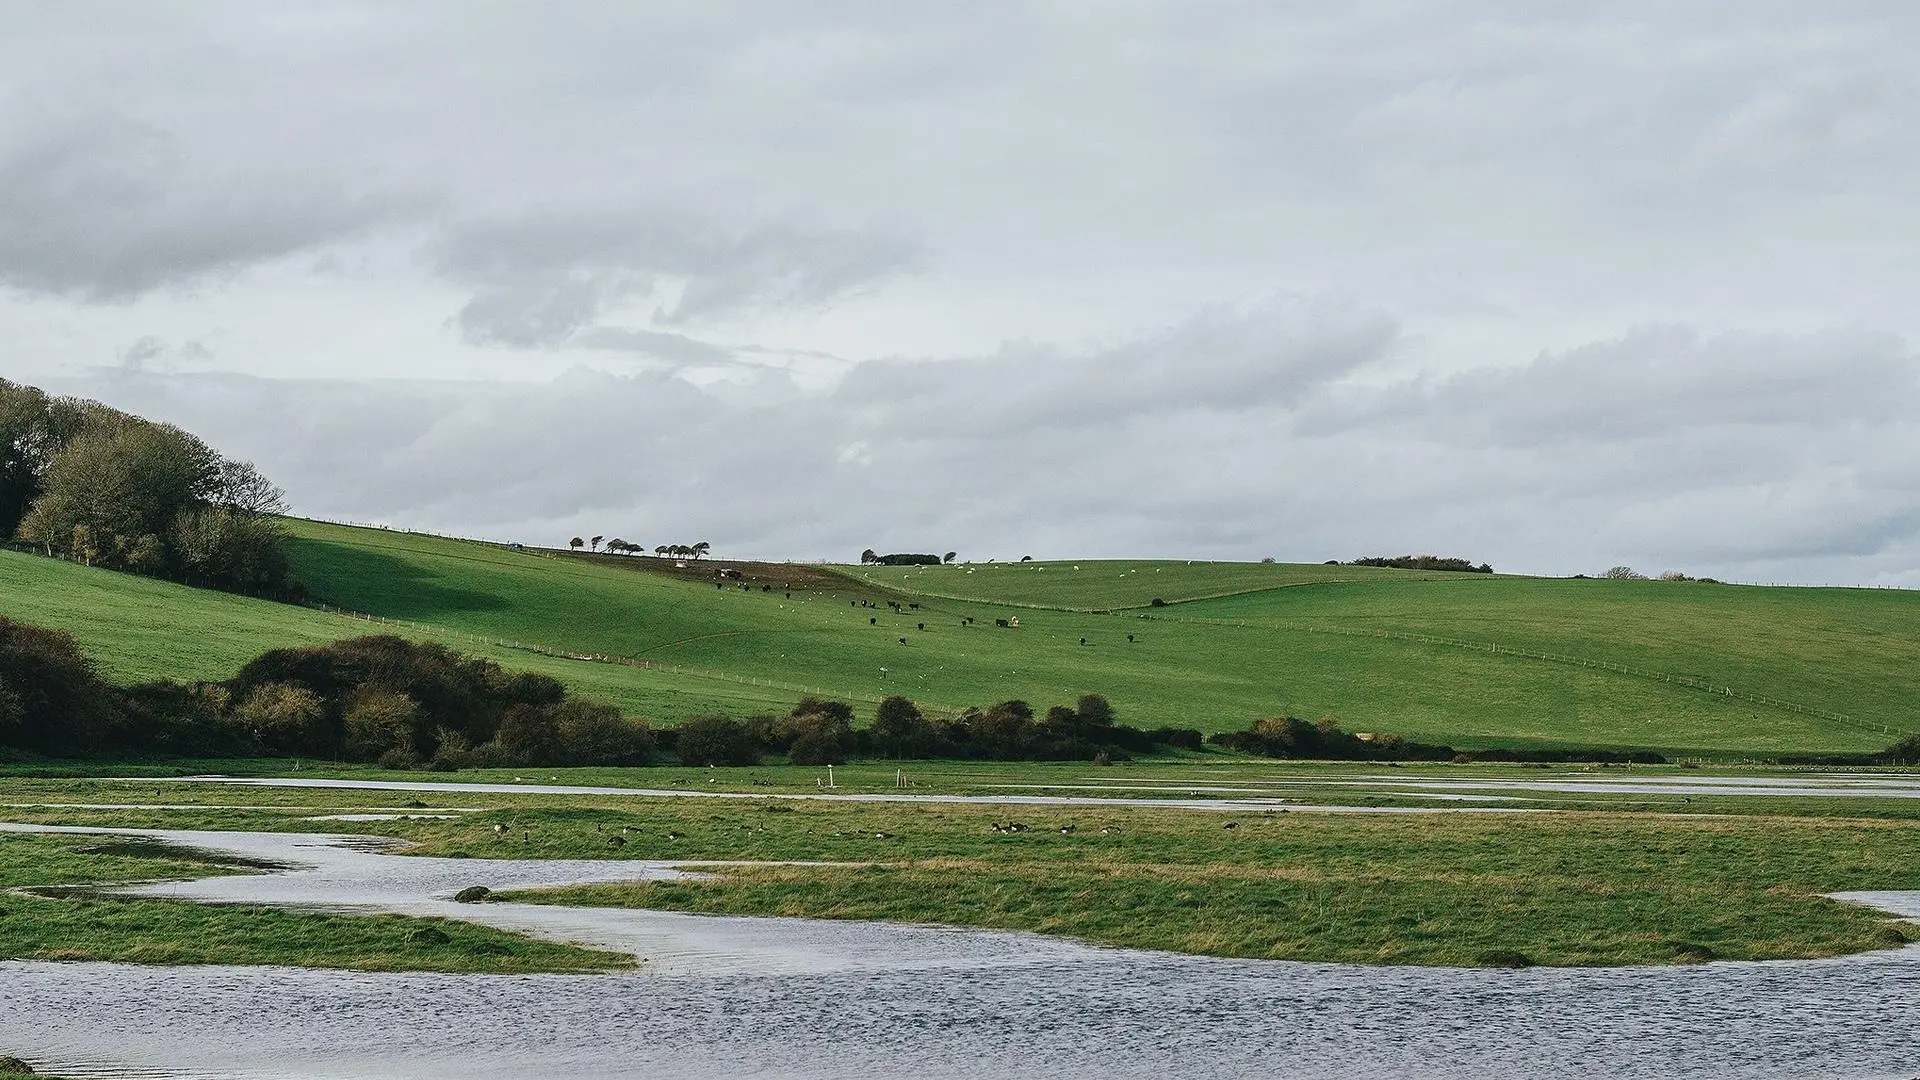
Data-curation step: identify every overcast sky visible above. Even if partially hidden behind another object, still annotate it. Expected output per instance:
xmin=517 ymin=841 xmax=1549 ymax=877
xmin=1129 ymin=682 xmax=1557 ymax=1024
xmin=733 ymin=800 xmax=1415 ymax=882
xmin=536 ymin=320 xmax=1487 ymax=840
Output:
xmin=5 ymin=3 xmax=1918 ymax=583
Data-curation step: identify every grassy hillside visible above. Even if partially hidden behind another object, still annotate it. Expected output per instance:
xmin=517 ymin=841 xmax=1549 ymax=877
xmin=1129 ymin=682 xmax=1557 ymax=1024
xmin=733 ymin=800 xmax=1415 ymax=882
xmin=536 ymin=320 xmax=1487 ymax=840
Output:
xmin=0 ymin=546 xmax=801 ymax=720
xmin=4 ymin=520 xmax=1914 ymax=757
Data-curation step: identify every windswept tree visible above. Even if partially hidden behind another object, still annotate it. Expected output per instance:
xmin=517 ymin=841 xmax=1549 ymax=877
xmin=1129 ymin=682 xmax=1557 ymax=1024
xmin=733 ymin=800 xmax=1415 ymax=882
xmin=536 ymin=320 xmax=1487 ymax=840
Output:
xmin=691 ymin=540 xmax=711 ymax=560
xmin=654 ymin=545 xmax=668 ymax=556
xmin=943 ymin=551 xmax=958 ymax=564
xmin=570 ymin=537 xmax=585 ymax=552
xmin=860 ymin=548 xmax=878 ymax=565
xmin=590 ymin=534 xmax=604 ymax=553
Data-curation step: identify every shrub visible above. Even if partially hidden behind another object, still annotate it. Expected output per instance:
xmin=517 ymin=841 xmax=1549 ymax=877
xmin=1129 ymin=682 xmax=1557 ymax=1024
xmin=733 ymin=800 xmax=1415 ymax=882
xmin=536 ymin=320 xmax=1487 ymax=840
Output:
xmin=342 ymin=687 xmax=422 ymax=762
xmin=675 ymin=714 xmax=760 ymax=766
xmin=0 ymin=615 xmax=126 ymax=756
xmin=552 ymin=701 xmax=655 ymax=766
xmin=234 ymin=682 xmax=328 ymax=756
xmin=493 ymin=704 xmax=563 ymax=766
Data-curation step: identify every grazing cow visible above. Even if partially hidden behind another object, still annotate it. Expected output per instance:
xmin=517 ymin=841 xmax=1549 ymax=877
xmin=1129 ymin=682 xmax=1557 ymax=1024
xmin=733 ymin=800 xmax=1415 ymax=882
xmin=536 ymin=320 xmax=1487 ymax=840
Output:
xmin=870 ymin=617 xmax=878 ymax=625
xmin=917 ymin=623 xmax=925 ymax=631
xmin=899 ymin=637 xmax=908 ymax=645
xmin=995 ymin=618 xmax=1009 ymax=628
xmin=1223 ymin=821 xmax=1239 ymax=830
xmin=1058 ymin=824 xmax=1075 ymax=834
xmin=606 ymin=835 xmax=626 ymax=848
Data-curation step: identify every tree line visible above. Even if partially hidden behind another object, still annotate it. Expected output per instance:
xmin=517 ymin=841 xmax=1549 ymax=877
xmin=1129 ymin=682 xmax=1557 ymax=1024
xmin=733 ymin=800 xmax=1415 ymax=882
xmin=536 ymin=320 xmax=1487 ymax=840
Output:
xmin=1347 ymin=554 xmax=1493 ymax=573
xmin=569 ymin=537 xmax=711 ymax=560
xmin=860 ymin=549 xmax=958 ymax=566
xmin=0 ymin=379 xmax=295 ymax=596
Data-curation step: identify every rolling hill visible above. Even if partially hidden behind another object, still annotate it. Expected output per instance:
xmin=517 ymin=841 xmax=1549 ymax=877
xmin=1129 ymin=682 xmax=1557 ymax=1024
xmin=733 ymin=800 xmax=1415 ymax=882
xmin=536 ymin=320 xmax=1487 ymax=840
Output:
xmin=3 ymin=518 xmax=1915 ymax=757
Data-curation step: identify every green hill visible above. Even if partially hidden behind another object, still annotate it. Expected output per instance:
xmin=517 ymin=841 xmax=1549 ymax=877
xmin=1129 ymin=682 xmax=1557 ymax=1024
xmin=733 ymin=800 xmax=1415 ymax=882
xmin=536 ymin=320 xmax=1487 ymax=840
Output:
xmin=3 ymin=518 xmax=1915 ymax=757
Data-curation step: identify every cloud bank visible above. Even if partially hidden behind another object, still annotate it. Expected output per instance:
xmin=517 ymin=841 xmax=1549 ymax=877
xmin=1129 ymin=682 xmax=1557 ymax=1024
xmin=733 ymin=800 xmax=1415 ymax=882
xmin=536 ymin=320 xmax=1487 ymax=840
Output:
xmin=51 ymin=305 xmax=1920 ymax=586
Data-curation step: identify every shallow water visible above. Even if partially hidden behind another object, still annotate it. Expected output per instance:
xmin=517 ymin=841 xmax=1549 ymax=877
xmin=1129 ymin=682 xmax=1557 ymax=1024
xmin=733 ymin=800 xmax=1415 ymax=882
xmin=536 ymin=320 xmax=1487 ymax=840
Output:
xmin=128 ymin=775 xmax=1524 ymax=812
xmin=6 ymin=825 xmax=1920 ymax=1079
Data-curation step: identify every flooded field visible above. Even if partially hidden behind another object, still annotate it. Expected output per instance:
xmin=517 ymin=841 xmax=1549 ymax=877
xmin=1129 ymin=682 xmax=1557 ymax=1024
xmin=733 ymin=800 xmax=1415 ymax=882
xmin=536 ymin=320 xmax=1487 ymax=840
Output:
xmin=2 ymin=825 xmax=1918 ymax=1079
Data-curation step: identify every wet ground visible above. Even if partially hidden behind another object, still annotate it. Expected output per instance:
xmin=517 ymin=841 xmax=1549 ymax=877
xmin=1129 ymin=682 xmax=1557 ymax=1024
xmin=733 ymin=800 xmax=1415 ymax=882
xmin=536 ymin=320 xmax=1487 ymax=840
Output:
xmin=3 ymin=823 xmax=1919 ymax=1078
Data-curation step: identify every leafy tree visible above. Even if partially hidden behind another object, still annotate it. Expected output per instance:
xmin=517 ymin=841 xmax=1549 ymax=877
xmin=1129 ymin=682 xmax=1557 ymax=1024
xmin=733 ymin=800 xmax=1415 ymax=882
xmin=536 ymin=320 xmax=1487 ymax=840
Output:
xmin=570 ymin=537 xmax=584 ymax=552
xmin=691 ymin=540 xmax=711 ymax=560
xmin=591 ymin=535 xmax=603 ymax=552
xmin=174 ymin=507 xmax=291 ymax=594
xmin=860 ymin=548 xmax=878 ymax=564
xmin=1604 ymin=566 xmax=1648 ymax=580
xmin=943 ymin=551 xmax=958 ymax=564
xmin=870 ymin=695 xmax=931 ymax=757
xmin=655 ymin=545 xmax=669 ymax=556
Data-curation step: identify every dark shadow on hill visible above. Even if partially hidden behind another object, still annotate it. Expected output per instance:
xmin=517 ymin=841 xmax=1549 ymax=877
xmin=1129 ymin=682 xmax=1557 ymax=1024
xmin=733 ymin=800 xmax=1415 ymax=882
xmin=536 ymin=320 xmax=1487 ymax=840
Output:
xmin=285 ymin=537 xmax=511 ymax=622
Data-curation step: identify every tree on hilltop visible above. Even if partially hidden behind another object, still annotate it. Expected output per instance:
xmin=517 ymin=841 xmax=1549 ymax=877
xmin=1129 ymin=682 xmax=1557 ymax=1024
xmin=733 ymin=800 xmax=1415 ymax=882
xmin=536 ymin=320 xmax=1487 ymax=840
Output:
xmin=692 ymin=540 xmax=711 ymax=560
xmin=569 ymin=537 xmax=584 ymax=552
xmin=590 ymin=534 xmax=603 ymax=553
xmin=944 ymin=551 xmax=958 ymax=564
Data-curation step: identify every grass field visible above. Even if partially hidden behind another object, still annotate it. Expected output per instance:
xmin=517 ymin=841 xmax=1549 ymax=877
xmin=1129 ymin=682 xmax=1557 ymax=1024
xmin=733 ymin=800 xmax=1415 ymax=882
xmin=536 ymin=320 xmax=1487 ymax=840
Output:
xmin=5 ymin=519 xmax=1919 ymax=756
xmin=3 ymin=769 xmax=1917 ymax=969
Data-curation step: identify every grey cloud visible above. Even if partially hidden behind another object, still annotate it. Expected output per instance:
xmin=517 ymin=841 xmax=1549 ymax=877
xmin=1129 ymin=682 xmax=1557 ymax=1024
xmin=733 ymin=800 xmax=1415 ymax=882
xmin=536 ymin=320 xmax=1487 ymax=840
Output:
xmin=572 ymin=328 xmax=741 ymax=367
xmin=429 ymin=211 xmax=917 ymax=349
xmin=0 ymin=112 xmax=426 ymax=300
xmin=45 ymin=310 xmax=1920 ymax=586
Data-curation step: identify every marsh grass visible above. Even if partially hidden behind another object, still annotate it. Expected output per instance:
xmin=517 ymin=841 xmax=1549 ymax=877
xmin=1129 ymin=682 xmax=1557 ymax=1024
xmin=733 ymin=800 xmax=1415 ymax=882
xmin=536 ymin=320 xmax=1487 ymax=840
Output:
xmin=484 ymin=807 xmax=1920 ymax=967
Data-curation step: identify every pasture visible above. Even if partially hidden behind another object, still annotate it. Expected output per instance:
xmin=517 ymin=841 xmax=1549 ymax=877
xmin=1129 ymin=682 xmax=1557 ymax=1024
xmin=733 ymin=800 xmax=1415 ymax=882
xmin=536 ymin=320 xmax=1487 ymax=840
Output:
xmin=2 ymin=519 xmax=1916 ymax=755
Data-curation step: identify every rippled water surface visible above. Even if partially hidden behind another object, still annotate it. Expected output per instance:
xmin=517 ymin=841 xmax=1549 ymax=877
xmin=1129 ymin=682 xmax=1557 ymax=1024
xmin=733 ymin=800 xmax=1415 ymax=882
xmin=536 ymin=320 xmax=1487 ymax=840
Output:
xmin=4 ymin=826 xmax=1918 ymax=1079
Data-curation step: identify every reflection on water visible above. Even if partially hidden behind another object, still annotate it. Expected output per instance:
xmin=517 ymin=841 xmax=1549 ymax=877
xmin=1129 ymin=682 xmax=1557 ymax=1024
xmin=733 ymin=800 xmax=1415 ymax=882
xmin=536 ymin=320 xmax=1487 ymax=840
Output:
xmin=3 ymin=825 xmax=1918 ymax=1079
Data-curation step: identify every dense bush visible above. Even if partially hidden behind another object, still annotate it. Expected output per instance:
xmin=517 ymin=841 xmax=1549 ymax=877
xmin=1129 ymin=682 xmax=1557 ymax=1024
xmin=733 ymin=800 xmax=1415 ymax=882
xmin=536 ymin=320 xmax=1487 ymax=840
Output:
xmin=0 ymin=616 xmax=127 ymax=756
xmin=1210 ymin=715 xmax=1456 ymax=761
xmin=674 ymin=714 xmax=761 ymax=766
xmin=0 ymin=627 xmax=655 ymax=766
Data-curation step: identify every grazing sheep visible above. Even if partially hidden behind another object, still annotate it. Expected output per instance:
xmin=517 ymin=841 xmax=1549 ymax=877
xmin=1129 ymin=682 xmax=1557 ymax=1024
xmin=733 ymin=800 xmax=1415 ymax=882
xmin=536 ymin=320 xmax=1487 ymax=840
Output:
xmin=665 ymin=831 xmax=684 ymax=840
